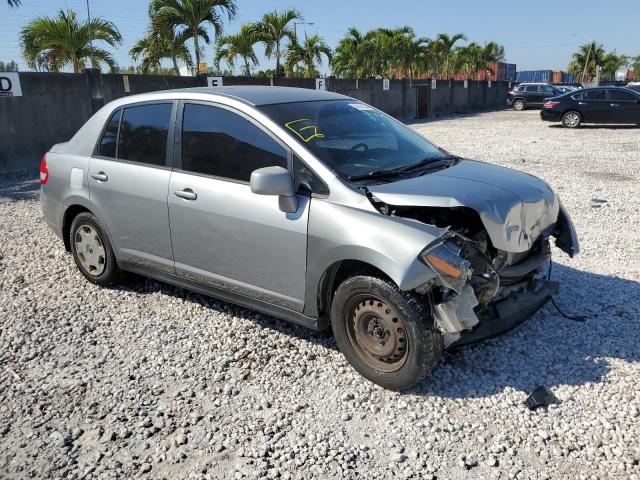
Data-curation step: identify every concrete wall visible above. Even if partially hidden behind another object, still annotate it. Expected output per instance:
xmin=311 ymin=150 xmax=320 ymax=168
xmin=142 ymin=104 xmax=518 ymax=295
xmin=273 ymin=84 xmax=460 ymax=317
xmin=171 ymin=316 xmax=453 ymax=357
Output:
xmin=0 ymin=71 xmax=509 ymax=173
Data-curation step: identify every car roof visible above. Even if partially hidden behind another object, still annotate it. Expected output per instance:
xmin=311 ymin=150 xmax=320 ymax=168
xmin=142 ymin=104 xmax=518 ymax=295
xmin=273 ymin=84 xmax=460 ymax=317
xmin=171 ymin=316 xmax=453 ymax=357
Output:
xmin=150 ymin=86 xmax=350 ymax=106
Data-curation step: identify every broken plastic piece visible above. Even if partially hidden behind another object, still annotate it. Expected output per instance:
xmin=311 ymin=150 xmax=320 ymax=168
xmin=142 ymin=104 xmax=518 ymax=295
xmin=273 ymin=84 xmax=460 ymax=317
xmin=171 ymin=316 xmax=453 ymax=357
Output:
xmin=524 ymin=386 xmax=558 ymax=410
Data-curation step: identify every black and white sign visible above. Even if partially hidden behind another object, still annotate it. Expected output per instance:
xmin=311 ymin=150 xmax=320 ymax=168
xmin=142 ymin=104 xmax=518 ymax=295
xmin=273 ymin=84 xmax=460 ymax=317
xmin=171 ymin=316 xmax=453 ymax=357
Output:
xmin=315 ymin=78 xmax=326 ymax=91
xmin=207 ymin=76 xmax=224 ymax=87
xmin=488 ymin=80 xmax=492 ymax=88
xmin=0 ymin=72 xmax=22 ymax=97
xmin=382 ymin=79 xmax=390 ymax=91
xmin=431 ymin=79 xmax=437 ymax=90
xmin=464 ymin=80 xmax=468 ymax=89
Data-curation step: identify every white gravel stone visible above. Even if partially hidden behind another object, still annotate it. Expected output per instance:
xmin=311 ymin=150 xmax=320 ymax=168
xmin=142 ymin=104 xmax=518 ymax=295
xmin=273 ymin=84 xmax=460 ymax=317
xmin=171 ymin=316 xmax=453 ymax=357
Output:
xmin=1 ymin=110 xmax=639 ymax=479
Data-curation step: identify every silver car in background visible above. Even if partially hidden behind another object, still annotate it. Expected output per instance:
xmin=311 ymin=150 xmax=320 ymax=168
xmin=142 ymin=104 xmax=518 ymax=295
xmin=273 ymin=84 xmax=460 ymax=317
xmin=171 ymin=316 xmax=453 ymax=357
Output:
xmin=40 ymin=86 xmax=579 ymax=390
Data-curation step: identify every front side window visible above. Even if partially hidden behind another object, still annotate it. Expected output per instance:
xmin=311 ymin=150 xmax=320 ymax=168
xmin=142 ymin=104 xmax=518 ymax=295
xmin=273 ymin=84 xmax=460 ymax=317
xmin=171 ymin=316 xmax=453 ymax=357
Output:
xmin=117 ymin=103 xmax=172 ymax=166
xmin=607 ymin=89 xmax=636 ymax=101
xmin=259 ymin=100 xmax=449 ymax=182
xmin=542 ymin=85 xmax=556 ymax=94
xmin=98 ymin=109 xmax=121 ymax=158
xmin=181 ymin=103 xmax=288 ymax=182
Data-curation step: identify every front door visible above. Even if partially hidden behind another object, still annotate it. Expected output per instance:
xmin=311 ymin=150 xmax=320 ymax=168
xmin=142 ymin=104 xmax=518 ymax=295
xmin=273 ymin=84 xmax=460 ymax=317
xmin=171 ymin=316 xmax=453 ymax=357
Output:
xmin=607 ymin=89 xmax=640 ymax=124
xmin=89 ymin=102 xmax=175 ymax=272
xmin=168 ymin=102 xmax=309 ymax=312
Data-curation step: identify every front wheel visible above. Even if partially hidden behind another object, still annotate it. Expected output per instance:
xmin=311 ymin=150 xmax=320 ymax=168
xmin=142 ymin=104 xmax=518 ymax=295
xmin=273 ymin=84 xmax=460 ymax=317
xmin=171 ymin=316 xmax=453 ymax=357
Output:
xmin=330 ymin=276 xmax=443 ymax=390
xmin=562 ymin=111 xmax=582 ymax=128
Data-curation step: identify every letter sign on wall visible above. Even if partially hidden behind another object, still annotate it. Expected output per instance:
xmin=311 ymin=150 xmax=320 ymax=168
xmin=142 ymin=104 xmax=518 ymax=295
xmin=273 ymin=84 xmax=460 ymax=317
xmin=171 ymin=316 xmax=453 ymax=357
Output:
xmin=382 ymin=79 xmax=390 ymax=91
xmin=315 ymin=78 xmax=326 ymax=91
xmin=431 ymin=78 xmax=437 ymax=90
xmin=0 ymin=72 xmax=22 ymax=97
xmin=207 ymin=76 xmax=224 ymax=87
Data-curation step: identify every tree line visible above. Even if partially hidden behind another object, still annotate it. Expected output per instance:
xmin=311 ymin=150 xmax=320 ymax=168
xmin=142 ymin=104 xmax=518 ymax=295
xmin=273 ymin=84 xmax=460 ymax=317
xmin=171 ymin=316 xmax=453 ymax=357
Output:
xmin=6 ymin=0 xmax=640 ymax=80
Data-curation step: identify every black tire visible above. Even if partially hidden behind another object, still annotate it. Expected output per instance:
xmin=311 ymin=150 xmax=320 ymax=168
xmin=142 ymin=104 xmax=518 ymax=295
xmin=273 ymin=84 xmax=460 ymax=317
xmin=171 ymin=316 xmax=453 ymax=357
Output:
xmin=70 ymin=212 xmax=120 ymax=286
xmin=330 ymin=275 xmax=443 ymax=391
xmin=562 ymin=111 xmax=582 ymax=128
xmin=512 ymin=99 xmax=526 ymax=111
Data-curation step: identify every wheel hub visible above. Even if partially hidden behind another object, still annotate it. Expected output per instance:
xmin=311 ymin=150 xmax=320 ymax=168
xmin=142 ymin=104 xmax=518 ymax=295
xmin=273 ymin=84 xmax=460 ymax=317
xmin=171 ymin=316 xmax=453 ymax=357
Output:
xmin=75 ymin=224 xmax=106 ymax=276
xmin=348 ymin=298 xmax=408 ymax=372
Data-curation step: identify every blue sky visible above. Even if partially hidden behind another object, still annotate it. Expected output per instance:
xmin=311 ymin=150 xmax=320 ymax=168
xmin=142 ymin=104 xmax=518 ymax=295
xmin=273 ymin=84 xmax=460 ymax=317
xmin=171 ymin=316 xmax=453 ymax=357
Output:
xmin=0 ymin=0 xmax=637 ymax=73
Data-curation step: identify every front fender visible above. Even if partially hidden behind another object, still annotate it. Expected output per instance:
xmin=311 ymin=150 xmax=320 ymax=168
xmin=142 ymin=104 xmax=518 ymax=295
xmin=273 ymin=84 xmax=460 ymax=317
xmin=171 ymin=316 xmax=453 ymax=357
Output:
xmin=304 ymin=199 xmax=445 ymax=317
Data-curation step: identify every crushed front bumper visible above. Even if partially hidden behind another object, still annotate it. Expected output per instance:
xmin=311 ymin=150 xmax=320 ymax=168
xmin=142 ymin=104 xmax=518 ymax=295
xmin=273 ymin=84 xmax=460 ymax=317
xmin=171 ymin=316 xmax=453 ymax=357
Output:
xmin=447 ymin=279 xmax=559 ymax=348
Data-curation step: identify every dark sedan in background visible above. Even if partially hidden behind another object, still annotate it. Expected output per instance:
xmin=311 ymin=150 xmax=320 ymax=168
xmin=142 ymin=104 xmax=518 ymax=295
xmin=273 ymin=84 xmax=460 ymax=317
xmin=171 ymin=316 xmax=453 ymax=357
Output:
xmin=540 ymin=87 xmax=640 ymax=128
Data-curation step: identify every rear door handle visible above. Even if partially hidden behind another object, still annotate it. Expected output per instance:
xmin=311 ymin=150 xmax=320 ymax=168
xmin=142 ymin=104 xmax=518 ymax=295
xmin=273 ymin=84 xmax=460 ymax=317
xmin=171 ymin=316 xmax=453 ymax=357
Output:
xmin=610 ymin=103 xmax=620 ymax=107
xmin=578 ymin=102 xmax=587 ymax=105
xmin=91 ymin=172 xmax=108 ymax=182
xmin=174 ymin=188 xmax=197 ymax=201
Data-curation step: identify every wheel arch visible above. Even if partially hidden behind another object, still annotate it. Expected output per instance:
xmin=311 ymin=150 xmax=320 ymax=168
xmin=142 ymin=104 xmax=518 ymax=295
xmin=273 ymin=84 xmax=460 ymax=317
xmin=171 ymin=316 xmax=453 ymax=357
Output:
xmin=62 ymin=204 xmax=93 ymax=251
xmin=316 ymin=259 xmax=396 ymax=326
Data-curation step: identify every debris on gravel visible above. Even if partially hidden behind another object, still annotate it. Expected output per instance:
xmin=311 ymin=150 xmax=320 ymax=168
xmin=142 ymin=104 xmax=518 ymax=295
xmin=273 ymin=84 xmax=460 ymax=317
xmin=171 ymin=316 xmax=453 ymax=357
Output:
xmin=1 ymin=110 xmax=639 ymax=479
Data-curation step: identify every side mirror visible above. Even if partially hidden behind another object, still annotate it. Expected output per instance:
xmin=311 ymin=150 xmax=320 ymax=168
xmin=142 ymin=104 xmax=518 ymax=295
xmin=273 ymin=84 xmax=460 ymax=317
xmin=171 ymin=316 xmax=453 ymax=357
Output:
xmin=250 ymin=166 xmax=299 ymax=213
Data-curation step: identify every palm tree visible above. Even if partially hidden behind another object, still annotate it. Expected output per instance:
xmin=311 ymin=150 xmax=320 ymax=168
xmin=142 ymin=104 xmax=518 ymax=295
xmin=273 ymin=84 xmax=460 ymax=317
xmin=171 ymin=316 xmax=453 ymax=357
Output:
xmin=286 ymin=34 xmax=331 ymax=78
xmin=149 ymin=0 xmax=237 ymax=73
xmin=568 ymin=42 xmax=606 ymax=81
xmin=130 ymin=24 xmax=193 ymax=74
xmin=254 ymin=9 xmax=301 ymax=77
xmin=632 ymin=56 xmax=640 ymax=80
xmin=20 ymin=9 xmax=122 ymax=73
xmin=214 ymin=23 xmax=259 ymax=76
xmin=332 ymin=27 xmax=366 ymax=78
xmin=8 ymin=0 xmax=21 ymax=6
xmin=434 ymin=33 xmax=467 ymax=78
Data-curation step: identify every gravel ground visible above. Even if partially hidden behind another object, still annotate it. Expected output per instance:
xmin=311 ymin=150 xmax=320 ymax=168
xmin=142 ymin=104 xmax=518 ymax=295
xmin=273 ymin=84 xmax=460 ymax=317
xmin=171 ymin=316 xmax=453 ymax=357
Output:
xmin=1 ymin=109 xmax=639 ymax=480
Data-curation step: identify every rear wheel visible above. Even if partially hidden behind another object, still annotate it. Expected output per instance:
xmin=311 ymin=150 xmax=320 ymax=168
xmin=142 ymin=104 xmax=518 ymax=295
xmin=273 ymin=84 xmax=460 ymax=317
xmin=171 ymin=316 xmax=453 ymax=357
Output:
xmin=562 ymin=111 xmax=582 ymax=128
xmin=70 ymin=212 xmax=120 ymax=286
xmin=330 ymin=275 xmax=443 ymax=390
xmin=513 ymin=99 xmax=526 ymax=111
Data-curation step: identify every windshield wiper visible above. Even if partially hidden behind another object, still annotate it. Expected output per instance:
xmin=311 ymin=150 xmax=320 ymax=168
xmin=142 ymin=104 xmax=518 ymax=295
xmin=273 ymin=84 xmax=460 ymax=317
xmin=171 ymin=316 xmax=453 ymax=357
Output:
xmin=347 ymin=169 xmax=406 ymax=181
xmin=398 ymin=155 xmax=458 ymax=172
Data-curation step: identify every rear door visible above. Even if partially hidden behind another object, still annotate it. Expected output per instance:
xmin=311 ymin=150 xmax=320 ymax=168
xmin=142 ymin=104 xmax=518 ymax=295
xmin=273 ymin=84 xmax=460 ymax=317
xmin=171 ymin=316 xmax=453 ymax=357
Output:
xmin=89 ymin=101 xmax=176 ymax=272
xmin=525 ymin=85 xmax=543 ymax=105
xmin=577 ymin=89 xmax=609 ymax=122
xmin=541 ymin=85 xmax=559 ymax=102
xmin=168 ymin=101 xmax=310 ymax=312
xmin=607 ymin=89 xmax=640 ymax=124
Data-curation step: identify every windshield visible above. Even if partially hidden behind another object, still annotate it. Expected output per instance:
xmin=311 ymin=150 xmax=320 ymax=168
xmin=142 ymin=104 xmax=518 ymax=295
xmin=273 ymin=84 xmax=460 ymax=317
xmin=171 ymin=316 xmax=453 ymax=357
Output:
xmin=259 ymin=100 xmax=449 ymax=181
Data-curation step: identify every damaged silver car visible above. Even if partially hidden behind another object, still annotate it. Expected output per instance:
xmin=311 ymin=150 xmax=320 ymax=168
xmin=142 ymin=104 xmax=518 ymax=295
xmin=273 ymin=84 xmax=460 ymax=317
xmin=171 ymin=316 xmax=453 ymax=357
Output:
xmin=40 ymin=86 xmax=579 ymax=390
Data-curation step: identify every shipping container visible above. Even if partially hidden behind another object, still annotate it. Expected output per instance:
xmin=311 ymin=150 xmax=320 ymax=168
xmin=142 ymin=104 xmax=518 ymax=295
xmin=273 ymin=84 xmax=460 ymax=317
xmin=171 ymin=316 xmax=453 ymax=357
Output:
xmin=515 ymin=70 xmax=552 ymax=83
xmin=505 ymin=64 xmax=516 ymax=81
xmin=551 ymin=71 xmax=563 ymax=84
xmin=562 ymin=72 xmax=577 ymax=84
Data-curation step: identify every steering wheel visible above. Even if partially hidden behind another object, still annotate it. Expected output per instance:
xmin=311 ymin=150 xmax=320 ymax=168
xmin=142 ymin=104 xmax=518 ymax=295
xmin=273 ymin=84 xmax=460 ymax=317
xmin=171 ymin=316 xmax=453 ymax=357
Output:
xmin=350 ymin=143 xmax=369 ymax=152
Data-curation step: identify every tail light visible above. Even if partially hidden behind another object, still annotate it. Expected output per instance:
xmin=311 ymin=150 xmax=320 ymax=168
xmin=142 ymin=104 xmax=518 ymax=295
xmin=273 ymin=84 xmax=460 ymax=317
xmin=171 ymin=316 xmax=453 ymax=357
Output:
xmin=543 ymin=101 xmax=560 ymax=109
xmin=39 ymin=154 xmax=49 ymax=185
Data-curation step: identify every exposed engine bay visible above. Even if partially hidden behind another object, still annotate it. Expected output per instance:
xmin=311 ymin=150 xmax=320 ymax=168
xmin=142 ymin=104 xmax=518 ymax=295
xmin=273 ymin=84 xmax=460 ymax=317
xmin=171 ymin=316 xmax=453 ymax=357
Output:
xmin=367 ymin=196 xmax=577 ymax=348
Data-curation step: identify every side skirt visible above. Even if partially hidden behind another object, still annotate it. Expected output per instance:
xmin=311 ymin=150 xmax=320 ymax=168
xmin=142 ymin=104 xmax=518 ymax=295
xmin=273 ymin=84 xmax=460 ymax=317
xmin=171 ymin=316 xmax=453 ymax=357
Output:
xmin=119 ymin=261 xmax=326 ymax=331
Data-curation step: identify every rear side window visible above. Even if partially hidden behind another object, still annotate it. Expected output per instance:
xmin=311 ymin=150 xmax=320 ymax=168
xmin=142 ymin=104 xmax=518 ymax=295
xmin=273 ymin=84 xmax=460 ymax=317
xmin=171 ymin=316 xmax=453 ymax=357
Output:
xmin=118 ymin=104 xmax=172 ymax=166
xmin=583 ymin=90 xmax=606 ymax=100
xmin=181 ymin=103 xmax=288 ymax=182
xmin=542 ymin=85 xmax=556 ymax=94
xmin=98 ymin=110 xmax=121 ymax=158
xmin=607 ymin=89 xmax=636 ymax=101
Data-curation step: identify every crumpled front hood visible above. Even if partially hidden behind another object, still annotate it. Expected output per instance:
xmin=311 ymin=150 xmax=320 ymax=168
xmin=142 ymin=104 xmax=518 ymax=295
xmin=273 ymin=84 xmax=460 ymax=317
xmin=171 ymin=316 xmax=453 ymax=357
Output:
xmin=368 ymin=159 xmax=559 ymax=253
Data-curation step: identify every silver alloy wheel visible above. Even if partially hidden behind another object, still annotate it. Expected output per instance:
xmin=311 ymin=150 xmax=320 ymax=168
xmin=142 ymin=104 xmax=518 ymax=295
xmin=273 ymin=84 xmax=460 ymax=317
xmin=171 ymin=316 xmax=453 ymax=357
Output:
xmin=74 ymin=224 xmax=106 ymax=276
xmin=513 ymin=99 xmax=525 ymax=111
xmin=563 ymin=112 xmax=580 ymax=128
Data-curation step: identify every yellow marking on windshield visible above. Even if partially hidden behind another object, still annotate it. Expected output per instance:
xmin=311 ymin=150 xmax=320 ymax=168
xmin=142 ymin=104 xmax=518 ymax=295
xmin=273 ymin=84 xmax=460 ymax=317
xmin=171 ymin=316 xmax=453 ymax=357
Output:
xmin=284 ymin=118 xmax=325 ymax=143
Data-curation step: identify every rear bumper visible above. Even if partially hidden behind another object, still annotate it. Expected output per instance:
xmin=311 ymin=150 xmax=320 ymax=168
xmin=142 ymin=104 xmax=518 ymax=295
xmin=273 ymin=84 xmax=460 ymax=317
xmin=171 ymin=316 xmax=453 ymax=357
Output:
xmin=540 ymin=109 xmax=562 ymax=122
xmin=40 ymin=189 xmax=64 ymax=240
xmin=448 ymin=279 xmax=559 ymax=348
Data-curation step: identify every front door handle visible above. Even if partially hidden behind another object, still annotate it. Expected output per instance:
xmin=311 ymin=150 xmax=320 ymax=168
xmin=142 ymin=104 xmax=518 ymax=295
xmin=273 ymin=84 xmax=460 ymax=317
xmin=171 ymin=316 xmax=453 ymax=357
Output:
xmin=91 ymin=172 xmax=108 ymax=182
xmin=174 ymin=188 xmax=197 ymax=201
xmin=610 ymin=103 xmax=620 ymax=107
xmin=578 ymin=102 xmax=587 ymax=105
